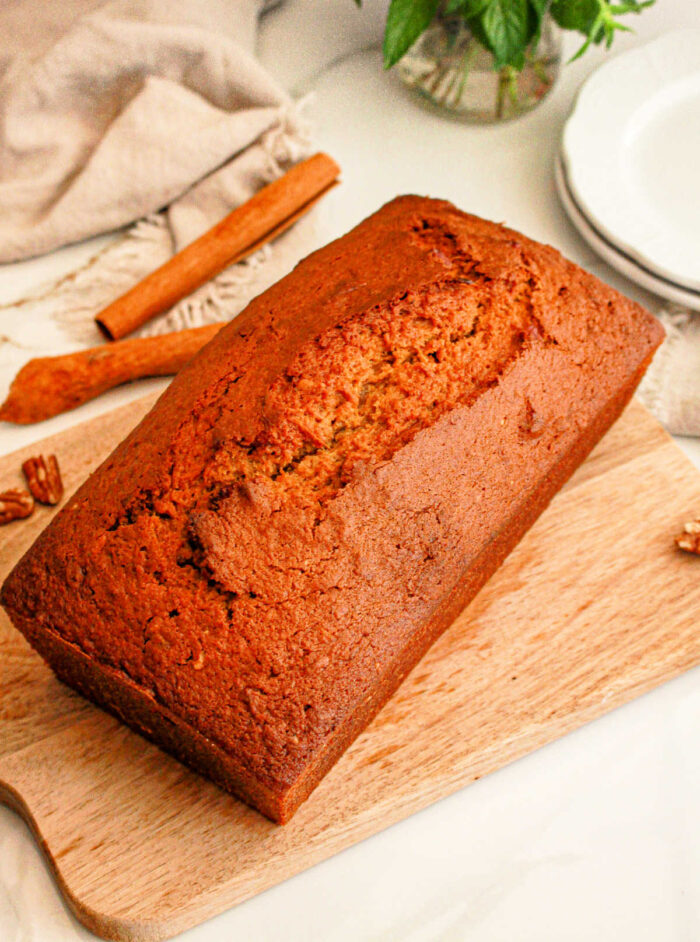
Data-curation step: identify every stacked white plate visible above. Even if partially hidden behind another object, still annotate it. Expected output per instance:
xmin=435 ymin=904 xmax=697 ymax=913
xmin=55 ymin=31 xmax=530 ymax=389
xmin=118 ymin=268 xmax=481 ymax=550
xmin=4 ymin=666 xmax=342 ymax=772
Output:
xmin=557 ymin=30 xmax=700 ymax=311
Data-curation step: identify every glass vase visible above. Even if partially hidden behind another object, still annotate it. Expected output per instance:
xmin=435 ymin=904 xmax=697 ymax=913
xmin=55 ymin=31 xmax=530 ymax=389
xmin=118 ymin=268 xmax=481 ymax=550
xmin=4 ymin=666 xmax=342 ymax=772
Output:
xmin=396 ymin=13 xmax=563 ymax=123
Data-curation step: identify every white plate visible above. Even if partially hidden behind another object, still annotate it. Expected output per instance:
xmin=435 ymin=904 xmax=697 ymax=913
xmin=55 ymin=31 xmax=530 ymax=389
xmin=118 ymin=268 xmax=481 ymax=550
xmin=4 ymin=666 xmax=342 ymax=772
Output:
xmin=556 ymin=156 xmax=700 ymax=312
xmin=562 ymin=30 xmax=700 ymax=293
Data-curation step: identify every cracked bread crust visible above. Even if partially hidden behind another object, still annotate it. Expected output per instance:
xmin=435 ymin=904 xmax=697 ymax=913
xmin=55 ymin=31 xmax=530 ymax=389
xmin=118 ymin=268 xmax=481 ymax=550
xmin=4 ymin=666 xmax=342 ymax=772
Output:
xmin=1 ymin=196 xmax=664 ymax=822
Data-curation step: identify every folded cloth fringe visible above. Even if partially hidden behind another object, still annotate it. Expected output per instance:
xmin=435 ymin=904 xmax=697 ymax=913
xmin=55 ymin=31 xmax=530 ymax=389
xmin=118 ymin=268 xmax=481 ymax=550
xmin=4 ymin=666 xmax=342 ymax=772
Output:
xmin=637 ymin=304 xmax=700 ymax=438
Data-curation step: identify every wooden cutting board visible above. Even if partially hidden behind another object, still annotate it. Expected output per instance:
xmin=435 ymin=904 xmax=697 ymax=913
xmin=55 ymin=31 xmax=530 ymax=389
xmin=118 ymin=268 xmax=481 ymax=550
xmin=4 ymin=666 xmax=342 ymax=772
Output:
xmin=1 ymin=394 xmax=699 ymax=942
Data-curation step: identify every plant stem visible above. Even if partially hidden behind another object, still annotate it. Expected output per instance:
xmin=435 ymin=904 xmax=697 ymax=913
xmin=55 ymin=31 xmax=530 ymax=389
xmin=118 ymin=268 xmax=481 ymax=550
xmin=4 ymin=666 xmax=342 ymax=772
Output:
xmin=507 ymin=67 xmax=519 ymax=106
xmin=496 ymin=66 xmax=521 ymax=118
xmin=455 ymin=37 xmax=476 ymax=104
xmin=496 ymin=67 xmax=508 ymax=119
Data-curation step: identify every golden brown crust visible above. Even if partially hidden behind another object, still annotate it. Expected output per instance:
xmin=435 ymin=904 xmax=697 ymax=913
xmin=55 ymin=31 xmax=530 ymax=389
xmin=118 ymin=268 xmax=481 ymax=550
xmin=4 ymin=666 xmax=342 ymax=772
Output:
xmin=1 ymin=196 xmax=664 ymax=822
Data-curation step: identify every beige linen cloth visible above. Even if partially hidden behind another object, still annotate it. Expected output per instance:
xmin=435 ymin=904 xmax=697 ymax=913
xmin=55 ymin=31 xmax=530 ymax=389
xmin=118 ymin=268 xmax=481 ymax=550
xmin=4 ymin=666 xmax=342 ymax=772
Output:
xmin=636 ymin=305 xmax=700 ymax=437
xmin=0 ymin=0 xmax=314 ymax=340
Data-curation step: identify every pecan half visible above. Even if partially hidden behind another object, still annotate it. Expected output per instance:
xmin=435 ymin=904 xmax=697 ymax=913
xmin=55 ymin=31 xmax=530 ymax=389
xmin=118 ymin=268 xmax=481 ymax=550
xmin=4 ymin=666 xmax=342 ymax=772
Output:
xmin=675 ymin=519 xmax=700 ymax=555
xmin=22 ymin=454 xmax=64 ymax=505
xmin=0 ymin=488 xmax=34 ymax=524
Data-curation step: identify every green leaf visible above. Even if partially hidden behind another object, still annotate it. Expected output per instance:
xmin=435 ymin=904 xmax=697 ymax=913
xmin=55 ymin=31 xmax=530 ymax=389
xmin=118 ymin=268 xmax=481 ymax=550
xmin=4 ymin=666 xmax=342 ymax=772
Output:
xmin=524 ymin=0 xmax=548 ymax=46
xmin=445 ymin=0 xmax=492 ymax=15
xmin=383 ymin=0 xmax=440 ymax=69
xmin=481 ymin=0 xmax=530 ymax=68
xmin=464 ymin=12 xmax=494 ymax=53
xmin=550 ymin=0 xmax=598 ymax=33
xmin=552 ymin=0 xmax=655 ymax=61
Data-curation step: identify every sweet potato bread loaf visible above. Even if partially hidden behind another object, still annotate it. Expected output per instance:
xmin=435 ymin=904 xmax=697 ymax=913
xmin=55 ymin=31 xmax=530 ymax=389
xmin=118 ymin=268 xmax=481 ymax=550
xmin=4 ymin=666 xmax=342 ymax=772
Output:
xmin=1 ymin=197 xmax=663 ymax=822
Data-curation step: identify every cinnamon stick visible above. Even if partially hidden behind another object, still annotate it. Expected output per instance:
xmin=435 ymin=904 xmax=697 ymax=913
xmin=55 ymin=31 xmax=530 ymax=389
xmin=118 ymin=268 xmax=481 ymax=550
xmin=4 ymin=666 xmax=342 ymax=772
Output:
xmin=0 ymin=324 xmax=223 ymax=425
xmin=95 ymin=153 xmax=340 ymax=340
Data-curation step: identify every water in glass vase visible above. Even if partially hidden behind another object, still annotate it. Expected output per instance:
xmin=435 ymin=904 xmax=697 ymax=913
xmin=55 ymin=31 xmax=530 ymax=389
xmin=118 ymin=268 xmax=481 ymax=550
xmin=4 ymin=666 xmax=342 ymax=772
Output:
xmin=397 ymin=14 xmax=562 ymax=123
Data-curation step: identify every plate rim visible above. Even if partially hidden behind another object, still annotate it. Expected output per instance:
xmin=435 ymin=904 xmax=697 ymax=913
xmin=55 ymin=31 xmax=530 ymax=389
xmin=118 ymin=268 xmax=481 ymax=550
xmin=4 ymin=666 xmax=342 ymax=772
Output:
xmin=555 ymin=155 xmax=700 ymax=312
xmin=561 ymin=29 xmax=700 ymax=292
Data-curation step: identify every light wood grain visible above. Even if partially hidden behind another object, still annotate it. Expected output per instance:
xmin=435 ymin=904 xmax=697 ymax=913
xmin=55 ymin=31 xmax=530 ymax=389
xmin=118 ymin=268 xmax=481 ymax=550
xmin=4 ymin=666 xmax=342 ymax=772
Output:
xmin=0 ymin=396 xmax=699 ymax=942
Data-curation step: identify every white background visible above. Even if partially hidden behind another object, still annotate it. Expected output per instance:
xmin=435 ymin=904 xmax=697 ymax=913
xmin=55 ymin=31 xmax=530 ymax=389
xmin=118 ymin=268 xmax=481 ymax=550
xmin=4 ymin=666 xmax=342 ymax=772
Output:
xmin=0 ymin=1 xmax=699 ymax=939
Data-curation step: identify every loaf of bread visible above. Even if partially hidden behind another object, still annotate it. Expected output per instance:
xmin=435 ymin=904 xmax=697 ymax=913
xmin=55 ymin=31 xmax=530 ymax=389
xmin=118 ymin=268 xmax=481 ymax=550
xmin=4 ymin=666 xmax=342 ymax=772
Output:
xmin=1 ymin=197 xmax=663 ymax=822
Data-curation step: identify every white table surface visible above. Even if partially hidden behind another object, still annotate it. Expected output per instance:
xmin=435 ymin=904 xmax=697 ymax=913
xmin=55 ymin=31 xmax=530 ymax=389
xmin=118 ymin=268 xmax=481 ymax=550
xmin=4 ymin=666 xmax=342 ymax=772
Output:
xmin=1 ymin=2 xmax=699 ymax=940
